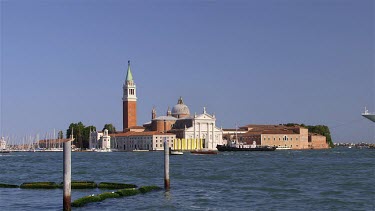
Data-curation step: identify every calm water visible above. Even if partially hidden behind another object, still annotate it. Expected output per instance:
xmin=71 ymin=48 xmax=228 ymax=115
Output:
xmin=0 ymin=148 xmax=374 ymax=210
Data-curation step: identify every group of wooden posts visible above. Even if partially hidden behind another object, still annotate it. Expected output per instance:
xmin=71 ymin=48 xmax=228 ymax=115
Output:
xmin=63 ymin=137 xmax=170 ymax=211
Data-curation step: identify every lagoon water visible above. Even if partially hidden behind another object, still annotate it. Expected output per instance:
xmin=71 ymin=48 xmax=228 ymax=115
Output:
xmin=0 ymin=148 xmax=374 ymax=210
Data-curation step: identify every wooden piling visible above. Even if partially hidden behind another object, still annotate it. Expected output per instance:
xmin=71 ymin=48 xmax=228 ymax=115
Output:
xmin=164 ymin=138 xmax=170 ymax=190
xmin=63 ymin=137 xmax=72 ymax=211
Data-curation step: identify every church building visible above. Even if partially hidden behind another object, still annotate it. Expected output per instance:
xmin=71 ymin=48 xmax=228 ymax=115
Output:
xmin=143 ymin=97 xmax=224 ymax=150
xmin=90 ymin=61 xmax=223 ymax=151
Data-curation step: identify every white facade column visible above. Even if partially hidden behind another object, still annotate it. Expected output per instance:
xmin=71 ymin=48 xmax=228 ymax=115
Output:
xmin=212 ymin=123 xmax=215 ymax=149
xmin=193 ymin=119 xmax=196 ymax=142
xmin=199 ymin=123 xmax=201 ymax=140
xmin=207 ymin=123 xmax=209 ymax=149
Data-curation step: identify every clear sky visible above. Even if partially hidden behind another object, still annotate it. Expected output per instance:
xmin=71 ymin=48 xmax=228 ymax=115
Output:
xmin=1 ymin=0 xmax=374 ymax=143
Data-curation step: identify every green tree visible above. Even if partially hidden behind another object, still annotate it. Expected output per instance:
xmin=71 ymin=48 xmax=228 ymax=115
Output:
xmin=307 ymin=125 xmax=334 ymax=148
xmin=103 ymin=124 xmax=116 ymax=134
xmin=66 ymin=122 xmax=96 ymax=149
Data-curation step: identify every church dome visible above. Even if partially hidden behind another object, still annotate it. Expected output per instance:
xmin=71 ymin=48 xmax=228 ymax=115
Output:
xmin=171 ymin=97 xmax=190 ymax=118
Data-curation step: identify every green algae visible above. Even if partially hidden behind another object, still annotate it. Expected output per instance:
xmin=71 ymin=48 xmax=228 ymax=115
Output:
xmin=20 ymin=182 xmax=58 ymax=189
xmin=98 ymin=182 xmax=137 ymax=189
xmin=138 ymin=185 xmax=163 ymax=194
xmin=59 ymin=181 xmax=97 ymax=189
xmin=97 ymin=192 xmax=121 ymax=200
xmin=0 ymin=183 xmax=19 ymax=188
xmin=115 ymin=188 xmax=140 ymax=197
xmin=71 ymin=195 xmax=103 ymax=207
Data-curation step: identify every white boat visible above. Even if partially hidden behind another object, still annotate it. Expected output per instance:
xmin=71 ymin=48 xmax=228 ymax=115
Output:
xmin=132 ymin=149 xmax=149 ymax=152
xmin=95 ymin=148 xmax=112 ymax=152
xmin=276 ymin=146 xmax=292 ymax=150
xmin=362 ymin=107 xmax=375 ymax=123
xmin=170 ymin=150 xmax=183 ymax=155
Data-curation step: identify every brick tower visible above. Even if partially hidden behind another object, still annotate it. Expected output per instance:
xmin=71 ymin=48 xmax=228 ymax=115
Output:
xmin=122 ymin=60 xmax=137 ymax=131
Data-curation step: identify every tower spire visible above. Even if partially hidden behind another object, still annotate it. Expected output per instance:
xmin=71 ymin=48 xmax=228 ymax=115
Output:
xmin=125 ymin=60 xmax=133 ymax=82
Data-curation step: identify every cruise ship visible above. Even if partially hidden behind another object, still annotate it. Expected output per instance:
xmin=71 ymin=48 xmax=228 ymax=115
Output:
xmin=362 ymin=107 xmax=375 ymax=123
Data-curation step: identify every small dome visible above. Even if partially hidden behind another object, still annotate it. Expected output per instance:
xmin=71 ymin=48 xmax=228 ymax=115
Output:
xmin=171 ymin=97 xmax=190 ymax=118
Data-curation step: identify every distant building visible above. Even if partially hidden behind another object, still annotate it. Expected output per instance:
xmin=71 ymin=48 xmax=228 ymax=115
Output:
xmin=112 ymin=131 xmax=176 ymax=151
xmin=89 ymin=130 xmax=103 ymax=149
xmin=224 ymin=124 xmax=328 ymax=150
xmin=308 ymin=133 xmax=328 ymax=149
xmin=143 ymin=97 xmax=224 ymax=150
xmin=89 ymin=129 xmax=111 ymax=150
xmin=0 ymin=137 xmax=6 ymax=150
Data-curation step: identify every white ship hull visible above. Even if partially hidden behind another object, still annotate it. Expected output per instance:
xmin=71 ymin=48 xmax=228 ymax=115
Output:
xmin=362 ymin=114 xmax=375 ymax=122
xmin=362 ymin=107 xmax=375 ymax=123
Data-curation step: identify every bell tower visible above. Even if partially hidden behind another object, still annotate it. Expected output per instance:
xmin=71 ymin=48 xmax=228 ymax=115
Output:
xmin=123 ymin=60 xmax=137 ymax=131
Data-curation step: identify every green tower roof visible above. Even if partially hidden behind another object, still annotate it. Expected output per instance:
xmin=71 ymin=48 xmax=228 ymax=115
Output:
xmin=126 ymin=60 xmax=133 ymax=81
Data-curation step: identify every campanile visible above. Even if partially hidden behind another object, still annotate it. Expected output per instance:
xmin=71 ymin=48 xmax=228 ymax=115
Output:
xmin=122 ymin=60 xmax=137 ymax=131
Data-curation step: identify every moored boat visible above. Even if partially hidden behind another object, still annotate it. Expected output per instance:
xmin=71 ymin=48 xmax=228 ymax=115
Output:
xmin=217 ymin=141 xmax=276 ymax=152
xmin=216 ymin=145 xmax=276 ymax=151
xmin=95 ymin=148 xmax=112 ymax=152
xmin=276 ymin=146 xmax=291 ymax=150
xmin=0 ymin=149 xmax=11 ymax=153
xmin=132 ymin=149 xmax=149 ymax=152
xmin=190 ymin=150 xmax=218 ymax=155
xmin=170 ymin=150 xmax=183 ymax=155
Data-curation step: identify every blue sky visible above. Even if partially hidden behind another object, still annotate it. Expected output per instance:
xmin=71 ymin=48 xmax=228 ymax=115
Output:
xmin=1 ymin=0 xmax=374 ymax=143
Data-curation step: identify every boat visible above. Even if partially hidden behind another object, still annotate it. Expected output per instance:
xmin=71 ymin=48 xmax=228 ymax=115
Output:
xmin=276 ymin=146 xmax=291 ymax=150
xmin=170 ymin=150 xmax=183 ymax=155
xmin=362 ymin=107 xmax=375 ymax=123
xmin=95 ymin=148 xmax=112 ymax=152
xmin=190 ymin=149 xmax=218 ymax=155
xmin=132 ymin=149 xmax=149 ymax=152
xmin=216 ymin=141 xmax=276 ymax=152
xmin=0 ymin=149 xmax=10 ymax=153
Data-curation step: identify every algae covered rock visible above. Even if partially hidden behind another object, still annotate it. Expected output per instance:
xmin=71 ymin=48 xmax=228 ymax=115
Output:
xmin=98 ymin=192 xmax=121 ymax=200
xmin=71 ymin=195 xmax=103 ymax=207
xmin=59 ymin=181 xmax=97 ymax=189
xmin=138 ymin=186 xmax=163 ymax=194
xmin=115 ymin=188 xmax=140 ymax=197
xmin=0 ymin=183 xmax=19 ymax=188
xmin=20 ymin=182 xmax=58 ymax=189
xmin=98 ymin=182 xmax=137 ymax=189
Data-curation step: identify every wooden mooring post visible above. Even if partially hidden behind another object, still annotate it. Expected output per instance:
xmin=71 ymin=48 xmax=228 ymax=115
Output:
xmin=164 ymin=138 xmax=170 ymax=190
xmin=63 ymin=132 xmax=74 ymax=211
